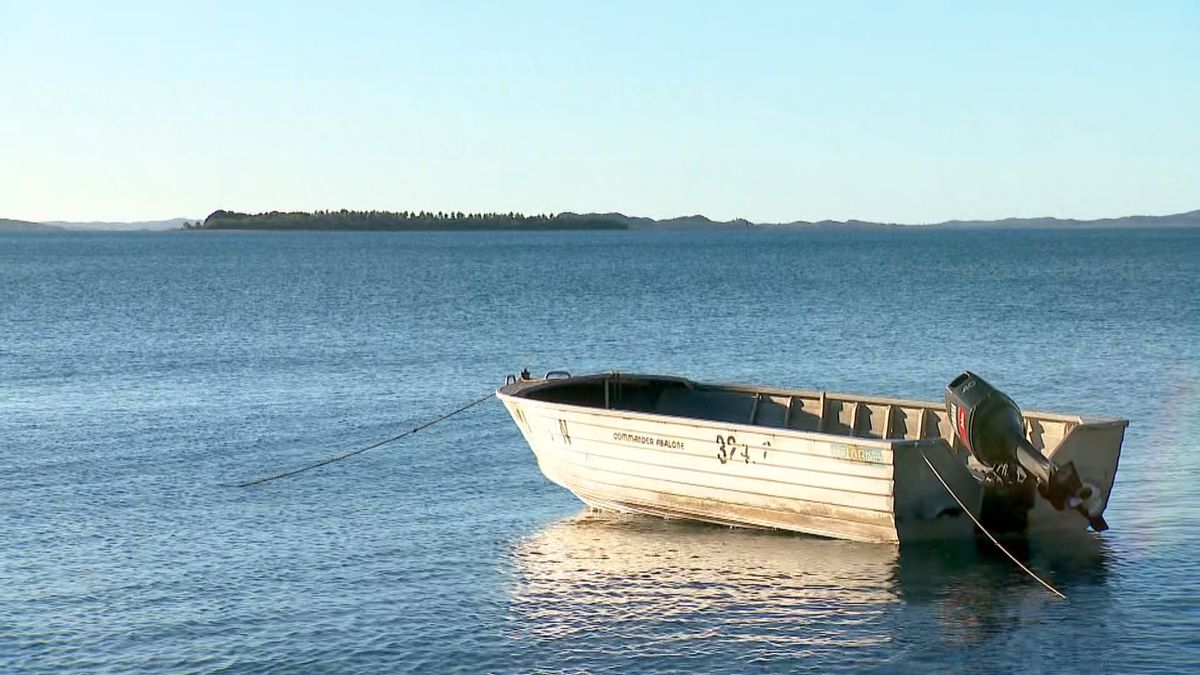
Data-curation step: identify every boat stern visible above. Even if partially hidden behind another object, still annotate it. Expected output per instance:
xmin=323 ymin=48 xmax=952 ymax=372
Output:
xmin=1027 ymin=419 xmax=1128 ymax=532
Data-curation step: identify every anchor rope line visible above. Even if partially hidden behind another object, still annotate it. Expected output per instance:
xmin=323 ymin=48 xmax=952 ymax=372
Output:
xmin=920 ymin=450 xmax=1067 ymax=600
xmin=235 ymin=391 xmax=496 ymax=488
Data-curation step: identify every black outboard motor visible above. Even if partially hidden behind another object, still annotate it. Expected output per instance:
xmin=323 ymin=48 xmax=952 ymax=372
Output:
xmin=946 ymin=371 xmax=1107 ymax=531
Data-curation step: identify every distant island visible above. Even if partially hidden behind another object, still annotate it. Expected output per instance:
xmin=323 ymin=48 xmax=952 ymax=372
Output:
xmin=191 ymin=208 xmax=1200 ymax=232
xmin=192 ymin=210 xmax=627 ymax=231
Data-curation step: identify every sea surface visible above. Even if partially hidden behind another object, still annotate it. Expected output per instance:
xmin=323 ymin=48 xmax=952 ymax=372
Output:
xmin=2 ymin=228 xmax=1198 ymax=673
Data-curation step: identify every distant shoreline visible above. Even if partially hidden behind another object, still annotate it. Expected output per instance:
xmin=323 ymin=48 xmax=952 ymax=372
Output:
xmin=190 ymin=208 xmax=1200 ymax=232
xmin=4 ymin=208 xmax=1198 ymax=232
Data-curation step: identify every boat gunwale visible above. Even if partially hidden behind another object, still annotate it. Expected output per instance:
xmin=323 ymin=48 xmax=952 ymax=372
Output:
xmin=496 ymin=372 xmax=1128 ymax=446
xmin=499 ymin=387 xmax=919 ymax=451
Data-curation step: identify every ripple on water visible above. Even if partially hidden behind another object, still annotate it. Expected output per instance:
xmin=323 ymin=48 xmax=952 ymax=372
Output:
xmin=1 ymin=229 xmax=1198 ymax=672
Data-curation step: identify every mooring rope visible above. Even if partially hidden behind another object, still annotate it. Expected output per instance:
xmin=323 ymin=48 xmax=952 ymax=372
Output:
xmin=920 ymin=450 xmax=1066 ymax=600
xmin=235 ymin=391 xmax=496 ymax=488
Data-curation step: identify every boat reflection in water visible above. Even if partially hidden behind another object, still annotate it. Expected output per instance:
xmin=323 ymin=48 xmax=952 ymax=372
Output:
xmin=508 ymin=509 xmax=901 ymax=650
xmin=507 ymin=509 xmax=1113 ymax=664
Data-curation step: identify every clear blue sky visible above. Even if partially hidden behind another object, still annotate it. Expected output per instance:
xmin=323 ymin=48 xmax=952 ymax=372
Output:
xmin=2 ymin=1 xmax=1197 ymax=223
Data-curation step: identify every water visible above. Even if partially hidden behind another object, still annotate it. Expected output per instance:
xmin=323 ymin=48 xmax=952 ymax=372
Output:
xmin=2 ymin=228 xmax=1198 ymax=672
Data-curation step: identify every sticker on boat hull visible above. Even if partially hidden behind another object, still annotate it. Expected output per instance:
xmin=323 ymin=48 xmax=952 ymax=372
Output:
xmin=831 ymin=444 xmax=885 ymax=464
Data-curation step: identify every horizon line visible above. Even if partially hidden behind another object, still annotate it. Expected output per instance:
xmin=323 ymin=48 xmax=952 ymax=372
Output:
xmin=22 ymin=205 xmax=1200 ymax=228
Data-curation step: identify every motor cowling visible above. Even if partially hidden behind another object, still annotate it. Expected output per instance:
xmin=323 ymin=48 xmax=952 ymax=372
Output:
xmin=945 ymin=371 xmax=1107 ymax=531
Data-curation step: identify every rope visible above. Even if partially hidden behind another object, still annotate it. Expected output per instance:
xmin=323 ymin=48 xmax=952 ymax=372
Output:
xmin=920 ymin=450 xmax=1067 ymax=600
xmin=235 ymin=392 xmax=496 ymax=488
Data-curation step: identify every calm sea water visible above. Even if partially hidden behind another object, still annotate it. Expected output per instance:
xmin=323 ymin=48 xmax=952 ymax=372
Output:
xmin=2 ymin=228 xmax=1198 ymax=673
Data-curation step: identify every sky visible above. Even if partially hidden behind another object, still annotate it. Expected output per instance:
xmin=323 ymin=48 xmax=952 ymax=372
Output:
xmin=1 ymin=1 xmax=1197 ymax=223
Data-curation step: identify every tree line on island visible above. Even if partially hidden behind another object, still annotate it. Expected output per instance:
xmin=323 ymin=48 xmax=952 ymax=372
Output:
xmin=189 ymin=210 xmax=629 ymax=231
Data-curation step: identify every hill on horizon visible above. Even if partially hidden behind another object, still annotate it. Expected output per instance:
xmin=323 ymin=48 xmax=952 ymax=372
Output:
xmin=41 ymin=218 xmax=196 ymax=232
xmin=0 ymin=218 xmax=63 ymax=232
xmin=559 ymin=208 xmax=1200 ymax=231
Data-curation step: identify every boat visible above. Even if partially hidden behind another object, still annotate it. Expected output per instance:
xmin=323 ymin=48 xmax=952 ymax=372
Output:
xmin=497 ymin=370 xmax=1127 ymax=544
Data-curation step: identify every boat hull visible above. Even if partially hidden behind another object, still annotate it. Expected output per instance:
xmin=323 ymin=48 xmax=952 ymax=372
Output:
xmin=498 ymin=373 xmax=1124 ymax=545
xmin=499 ymin=388 xmax=976 ymax=544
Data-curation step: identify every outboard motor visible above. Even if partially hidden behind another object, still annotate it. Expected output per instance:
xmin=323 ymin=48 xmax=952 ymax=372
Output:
xmin=946 ymin=372 xmax=1107 ymax=531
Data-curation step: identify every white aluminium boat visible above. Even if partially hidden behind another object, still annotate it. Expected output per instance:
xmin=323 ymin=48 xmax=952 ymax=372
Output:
xmin=497 ymin=370 xmax=1127 ymax=544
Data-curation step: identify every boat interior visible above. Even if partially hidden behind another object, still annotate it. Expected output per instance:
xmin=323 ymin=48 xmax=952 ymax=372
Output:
xmin=516 ymin=372 xmax=1077 ymax=452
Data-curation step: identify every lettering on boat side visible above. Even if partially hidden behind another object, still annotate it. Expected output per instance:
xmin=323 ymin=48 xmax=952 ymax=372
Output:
xmin=830 ymin=444 xmax=884 ymax=464
xmin=716 ymin=434 xmax=751 ymax=464
xmin=613 ymin=431 xmax=684 ymax=450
